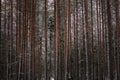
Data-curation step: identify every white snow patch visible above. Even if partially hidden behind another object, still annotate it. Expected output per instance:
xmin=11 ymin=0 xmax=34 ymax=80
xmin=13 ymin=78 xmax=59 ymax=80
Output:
xmin=51 ymin=77 xmax=54 ymax=80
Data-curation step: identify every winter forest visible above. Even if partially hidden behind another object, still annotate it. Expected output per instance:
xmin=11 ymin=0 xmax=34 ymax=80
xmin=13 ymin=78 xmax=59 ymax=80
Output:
xmin=0 ymin=0 xmax=120 ymax=80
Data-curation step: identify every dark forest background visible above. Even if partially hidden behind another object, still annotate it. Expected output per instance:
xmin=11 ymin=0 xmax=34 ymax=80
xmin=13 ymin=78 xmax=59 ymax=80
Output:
xmin=0 ymin=0 xmax=120 ymax=80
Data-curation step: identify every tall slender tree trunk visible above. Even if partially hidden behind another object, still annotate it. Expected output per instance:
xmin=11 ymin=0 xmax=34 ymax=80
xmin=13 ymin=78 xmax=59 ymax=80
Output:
xmin=96 ymin=0 xmax=100 ymax=79
xmin=10 ymin=0 xmax=13 ymax=79
xmin=67 ymin=0 xmax=72 ymax=79
xmin=115 ymin=0 xmax=120 ymax=80
xmin=23 ymin=0 xmax=28 ymax=80
xmin=83 ymin=0 xmax=89 ymax=80
xmin=90 ymin=0 xmax=94 ymax=80
xmin=54 ymin=0 xmax=57 ymax=79
xmin=107 ymin=0 xmax=115 ymax=80
xmin=63 ymin=0 xmax=67 ymax=79
xmin=31 ymin=0 xmax=35 ymax=79
xmin=16 ymin=0 xmax=21 ymax=80
xmin=0 ymin=0 xmax=0 ymax=62
xmin=75 ymin=0 xmax=79 ymax=79
xmin=44 ymin=0 xmax=48 ymax=79
xmin=17 ymin=0 xmax=22 ymax=79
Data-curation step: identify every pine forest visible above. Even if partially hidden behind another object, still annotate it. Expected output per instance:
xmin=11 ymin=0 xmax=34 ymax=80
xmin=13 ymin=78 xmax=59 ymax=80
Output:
xmin=0 ymin=0 xmax=120 ymax=80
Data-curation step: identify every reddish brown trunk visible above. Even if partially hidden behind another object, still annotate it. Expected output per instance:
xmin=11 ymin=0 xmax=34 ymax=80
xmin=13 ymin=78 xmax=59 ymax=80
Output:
xmin=54 ymin=0 xmax=57 ymax=79
xmin=115 ymin=0 xmax=120 ymax=79
xmin=44 ymin=0 xmax=48 ymax=80
xmin=31 ymin=0 xmax=35 ymax=79
xmin=23 ymin=0 xmax=27 ymax=80
xmin=63 ymin=0 xmax=67 ymax=79
xmin=67 ymin=0 xmax=71 ymax=79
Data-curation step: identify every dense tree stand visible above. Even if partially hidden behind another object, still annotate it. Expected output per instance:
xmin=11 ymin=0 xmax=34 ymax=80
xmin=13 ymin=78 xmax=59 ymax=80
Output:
xmin=0 ymin=0 xmax=120 ymax=80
